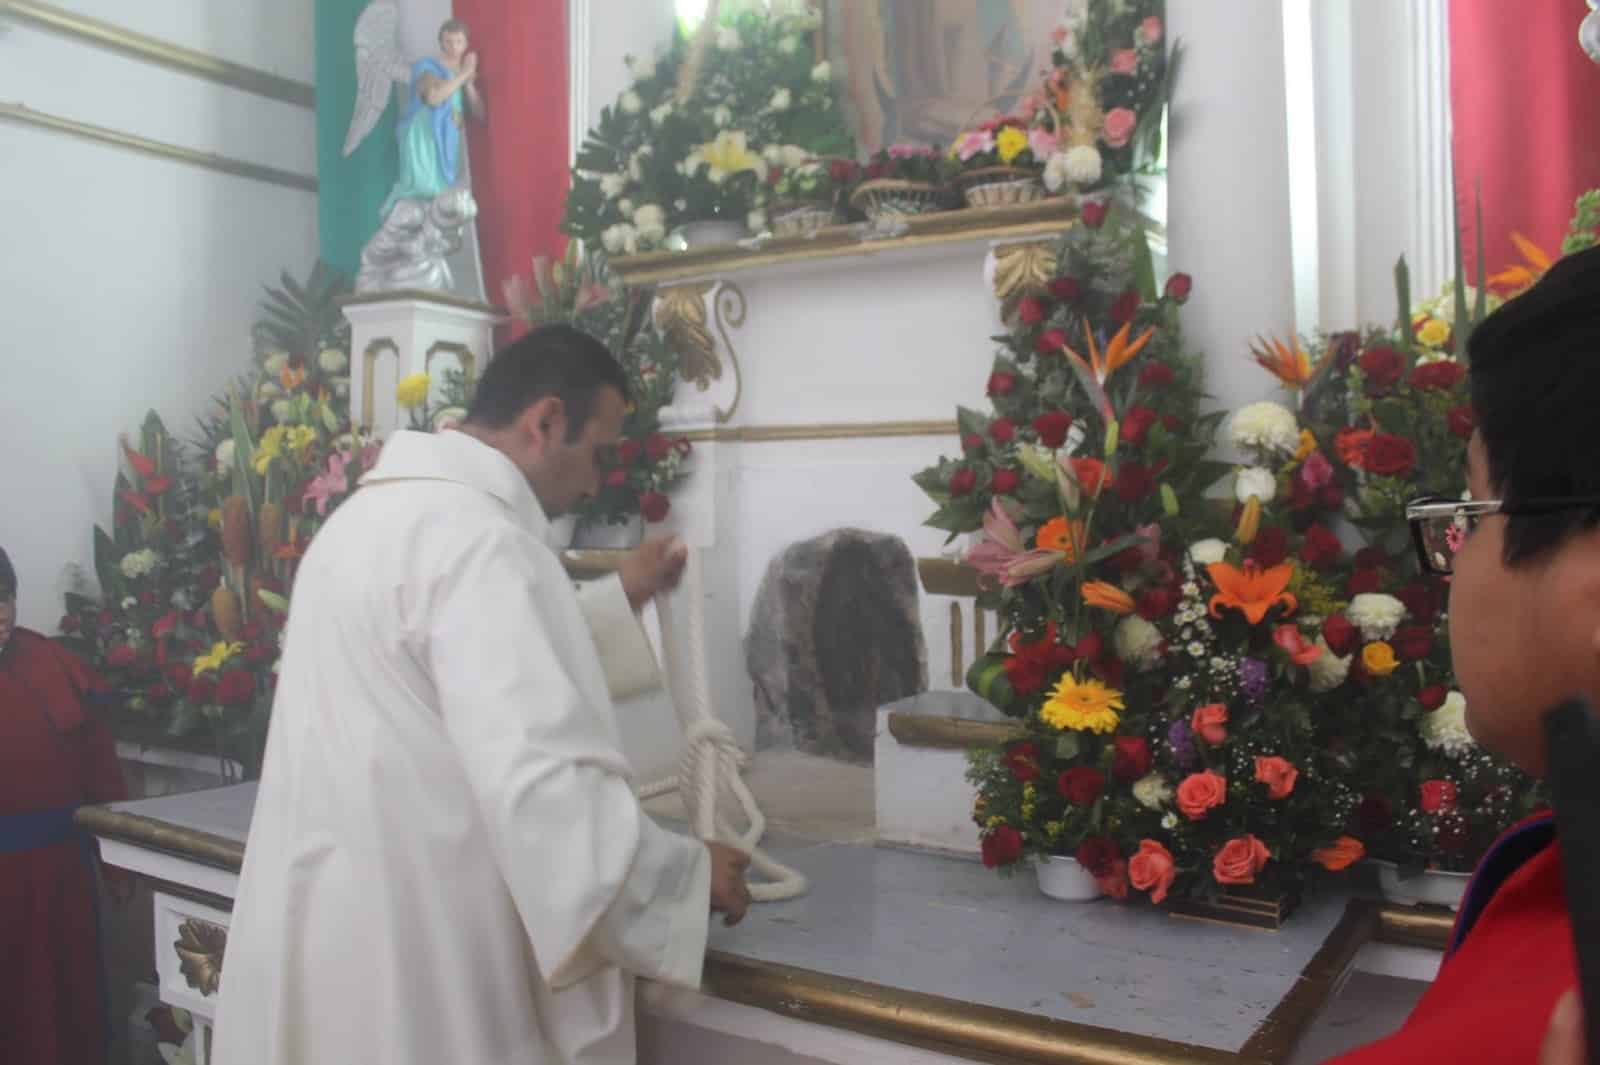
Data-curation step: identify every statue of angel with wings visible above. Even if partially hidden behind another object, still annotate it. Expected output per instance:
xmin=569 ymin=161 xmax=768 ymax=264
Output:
xmin=344 ymin=4 xmax=487 ymax=293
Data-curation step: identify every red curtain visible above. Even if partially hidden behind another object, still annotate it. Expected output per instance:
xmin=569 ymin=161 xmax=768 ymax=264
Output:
xmin=1450 ymin=0 xmax=1600 ymax=280
xmin=456 ymin=0 xmax=569 ymax=337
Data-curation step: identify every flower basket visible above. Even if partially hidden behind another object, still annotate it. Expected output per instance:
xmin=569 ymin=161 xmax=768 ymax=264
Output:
xmin=1167 ymin=884 xmax=1301 ymax=930
xmin=670 ymin=220 xmax=751 ymax=251
xmin=1035 ymin=855 xmax=1099 ymax=901
xmin=953 ymin=166 xmax=1045 ymax=209
xmin=1374 ymin=861 xmax=1470 ymax=911
xmin=771 ymin=202 xmax=838 ymax=238
xmin=849 ymin=179 xmax=949 ymax=221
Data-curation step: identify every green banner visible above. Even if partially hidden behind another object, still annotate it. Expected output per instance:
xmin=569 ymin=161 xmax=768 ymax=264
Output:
xmin=316 ymin=0 xmax=398 ymax=281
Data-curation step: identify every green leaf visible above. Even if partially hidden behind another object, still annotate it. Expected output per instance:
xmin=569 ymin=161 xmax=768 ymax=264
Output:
xmin=92 ymin=526 xmax=124 ymax=601
xmin=1078 ymin=531 xmax=1152 ymax=568
xmin=1132 ymin=226 xmax=1158 ymax=303
xmin=1393 ymin=256 xmax=1412 ymax=347
xmin=955 ymin=405 xmax=990 ymax=441
xmin=926 ymin=501 xmax=986 ymax=534
xmin=258 ymin=589 xmax=290 ymax=613
xmin=1055 ymin=733 xmax=1081 ymax=761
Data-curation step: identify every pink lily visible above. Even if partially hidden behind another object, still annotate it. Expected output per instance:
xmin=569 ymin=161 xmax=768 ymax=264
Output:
xmin=303 ymin=451 xmax=352 ymax=517
xmin=502 ymin=274 xmax=536 ymax=321
xmin=966 ymin=498 xmax=1063 ymax=588
xmin=574 ymin=279 xmax=612 ymax=313
xmin=956 ymin=130 xmax=995 ymax=161
xmin=1028 ymin=127 xmax=1060 ymax=160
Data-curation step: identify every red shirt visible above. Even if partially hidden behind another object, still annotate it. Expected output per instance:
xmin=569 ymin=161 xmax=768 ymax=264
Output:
xmin=1333 ymin=814 xmax=1571 ymax=1063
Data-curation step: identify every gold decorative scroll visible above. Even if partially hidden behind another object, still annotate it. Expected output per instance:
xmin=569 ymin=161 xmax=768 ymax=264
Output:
xmin=174 ymin=918 xmax=228 ymax=996
xmin=992 ymin=239 xmax=1058 ymax=317
xmin=360 ymin=338 xmax=400 ymax=430
xmin=711 ymin=282 xmax=747 ymax=423
xmin=656 ymin=280 xmax=751 ymax=423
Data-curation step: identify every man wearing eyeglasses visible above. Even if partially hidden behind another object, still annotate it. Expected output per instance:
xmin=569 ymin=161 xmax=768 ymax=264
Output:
xmin=1335 ymin=247 xmax=1600 ymax=1062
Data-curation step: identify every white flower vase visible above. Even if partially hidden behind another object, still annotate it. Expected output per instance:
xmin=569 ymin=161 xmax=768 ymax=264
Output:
xmin=1374 ymin=861 xmax=1471 ymax=911
xmin=671 ymin=220 xmax=750 ymax=250
xmin=1036 ymin=855 xmax=1100 ymax=901
xmin=573 ymin=515 xmax=644 ymax=549
xmin=548 ymin=514 xmax=578 ymax=549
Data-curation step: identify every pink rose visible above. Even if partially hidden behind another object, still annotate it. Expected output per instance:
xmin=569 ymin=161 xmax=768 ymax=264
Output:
xmin=957 ymin=130 xmax=994 ymax=162
xmin=1110 ymin=49 xmax=1139 ymax=75
xmin=1028 ymin=127 xmax=1059 ymax=161
xmin=1101 ymin=108 xmax=1139 ymax=150
xmin=1214 ymin=835 xmax=1271 ymax=885
xmin=1140 ymin=16 xmax=1164 ymax=44
xmin=1299 ymin=449 xmax=1334 ymax=490
xmin=1191 ymin=703 xmax=1229 ymax=746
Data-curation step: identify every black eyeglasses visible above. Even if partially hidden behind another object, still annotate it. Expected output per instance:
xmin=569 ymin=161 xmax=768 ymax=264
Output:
xmin=1406 ymin=495 xmax=1600 ymax=576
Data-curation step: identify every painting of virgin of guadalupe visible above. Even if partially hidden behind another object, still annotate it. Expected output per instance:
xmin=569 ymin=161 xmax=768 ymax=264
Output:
xmin=823 ymin=0 xmax=1067 ymax=156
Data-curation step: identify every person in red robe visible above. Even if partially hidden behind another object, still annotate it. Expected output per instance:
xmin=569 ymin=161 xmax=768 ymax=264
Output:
xmin=1333 ymin=247 xmax=1600 ymax=1062
xmin=0 ymin=545 xmax=129 ymax=1065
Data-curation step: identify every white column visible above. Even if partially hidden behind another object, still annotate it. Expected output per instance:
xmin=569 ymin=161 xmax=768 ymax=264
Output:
xmin=1167 ymin=0 xmax=1297 ymax=414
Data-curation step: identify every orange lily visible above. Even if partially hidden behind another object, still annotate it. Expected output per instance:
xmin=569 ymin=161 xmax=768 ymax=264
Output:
xmin=1062 ymin=320 xmax=1156 ymax=386
xmin=1250 ymin=334 xmax=1319 ymax=388
xmin=1206 ymin=561 xmax=1298 ymax=625
xmin=1082 ymin=581 xmax=1136 ymax=615
xmin=1488 ymin=232 xmax=1553 ymax=296
xmin=281 ymin=364 xmax=308 ymax=392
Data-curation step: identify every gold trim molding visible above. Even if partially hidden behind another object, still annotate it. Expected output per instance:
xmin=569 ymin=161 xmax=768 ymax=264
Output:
xmin=917 ymin=557 xmax=981 ymax=597
xmin=75 ymin=806 xmax=245 ymax=871
xmin=612 ymin=199 xmax=1081 ymax=286
xmin=340 ymin=288 xmax=506 ymax=317
xmin=360 ymin=338 xmax=400 ymax=430
xmin=679 ymin=419 xmax=957 ymax=444
xmin=886 ymin=711 xmax=1021 ymax=751
xmin=0 ymin=102 xmax=317 ymax=193
xmin=2 ymin=0 xmax=316 ymax=109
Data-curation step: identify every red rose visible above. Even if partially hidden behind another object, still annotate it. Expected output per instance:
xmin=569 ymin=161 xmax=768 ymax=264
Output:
xmin=1003 ymin=655 xmax=1048 ymax=696
xmin=982 ymin=825 xmax=1025 ymax=868
xmin=949 ymin=468 xmax=978 ymax=497
xmin=60 ymin=614 xmax=81 ymax=634
xmin=1110 ymin=289 xmax=1141 ymax=325
xmin=1018 ymin=296 xmax=1046 ymax=325
xmin=1353 ymin=546 xmax=1390 ymax=570
xmin=1032 ymin=410 xmax=1073 ymax=448
xmin=1299 ymin=524 xmax=1343 ymax=569
xmin=989 ymin=418 xmax=1017 ymax=445
xmin=1094 ymin=656 xmax=1126 ymax=689
xmin=1330 ymin=331 xmax=1362 ymax=370
xmin=1049 ymin=276 xmax=1082 ymax=302
xmin=1248 ymin=526 xmax=1290 ymax=568
xmin=1418 ymin=685 xmax=1447 ymax=711
xmin=617 ymin=439 xmax=642 ymax=465
xmin=1420 ymin=779 xmax=1458 ymax=814
xmin=1139 ymin=362 xmax=1175 ymax=389
xmin=1348 ymin=569 xmax=1384 ymax=595
xmin=1081 ymin=201 xmax=1109 ymax=228
xmin=1393 ymin=625 xmax=1434 ymax=661
xmin=216 ymin=670 xmax=255 ymax=707
xmin=1322 ymin=614 xmax=1358 ymax=656
xmin=1035 ymin=328 xmax=1068 ymax=355
xmin=1003 ymin=741 xmax=1041 ymax=782
xmin=986 ymin=371 xmax=1017 ymax=396
xmin=245 ymin=641 xmax=276 ymax=664
xmin=1359 ymin=346 xmax=1405 ymax=391
xmin=1137 ymin=585 xmax=1179 ymax=621
xmin=1447 ymin=405 xmax=1476 ymax=439
xmin=1321 ymin=482 xmax=1345 ymax=509
xmin=1364 ymin=434 xmax=1417 ymax=478
xmin=990 ymin=468 xmax=1021 ymax=496
xmin=1165 ymin=273 xmax=1194 ymax=303
xmin=1059 ymin=766 xmax=1106 ymax=807
xmin=828 ymin=158 xmax=857 ymax=183
xmin=1121 ymin=405 xmax=1159 ymax=447
xmin=605 ymin=469 xmax=628 ymax=489
xmin=639 ymin=491 xmax=671 ymax=523
xmin=1113 ymin=736 xmax=1152 ymax=782
xmin=1074 ymin=632 xmax=1104 ymax=662
xmin=961 ymin=434 xmax=985 ymax=455
xmin=1409 ymin=361 xmax=1465 ymax=391
xmin=106 ymin=644 xmax=137 ymax=669
xmin=1075 ymin=835 xmax=1120 ymax=877
xmin=644 ymin=433 xmax=673 ymax=461
xmin=1113 ymin=462 xmax=1156 ymax=502
xmin=1163 ymin=414 xmax=1181 ymax=432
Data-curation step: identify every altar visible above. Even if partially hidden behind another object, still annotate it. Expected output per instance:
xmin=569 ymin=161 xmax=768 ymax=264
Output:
xmin=79 ymin=781 xmax=1452 ymax=1065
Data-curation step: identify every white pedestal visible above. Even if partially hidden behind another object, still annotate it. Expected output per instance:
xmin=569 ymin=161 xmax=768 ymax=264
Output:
xmin=341 ymin=289 xmax=503 ymax=437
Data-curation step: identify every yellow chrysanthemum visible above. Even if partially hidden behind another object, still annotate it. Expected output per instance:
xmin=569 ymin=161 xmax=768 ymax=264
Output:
xmin=996 ymin=126 xmax=1029 ymax=165
xmin=193 ymin=641 xmax=243 ymax=677
xmin=396 ymin=372 xmax=431 ymax=410
xmin=1417 ymin=318 xmax=1451 ymax=349
xmin=287 ymin=425 xmax=319 ymax=455
xmin=1039 ymin=674 xmax=1125 ymax=734
xmin=1362 ymin=641 xmax=1400 ymax=677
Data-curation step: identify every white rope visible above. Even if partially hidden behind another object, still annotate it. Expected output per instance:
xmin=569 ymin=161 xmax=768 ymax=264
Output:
xmin=640 ymin=546 xmax=807 ymax=902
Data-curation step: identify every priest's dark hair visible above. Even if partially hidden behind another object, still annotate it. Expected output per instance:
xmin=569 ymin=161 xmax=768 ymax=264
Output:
xmin=0 ymin=545 xmax=14 ymax=599
xmin=1468 ymin=243 xmax=1600 ymax=564
xmin=465 ymin=323 xmax=631 ymax=442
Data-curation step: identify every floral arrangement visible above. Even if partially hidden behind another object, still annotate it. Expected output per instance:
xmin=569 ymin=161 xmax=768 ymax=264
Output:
xmin=770 ymin=155 xmax=859 ymax=214
xmin=503 ymin=245 xmax=693 ymax=529
xmin=916 ymin=206 xmax=1353 ymax=905
xmin=563 ymin=6 xmax=855 ymax=254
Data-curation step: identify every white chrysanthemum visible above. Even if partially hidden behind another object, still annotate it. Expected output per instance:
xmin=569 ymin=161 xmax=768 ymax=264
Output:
xmin=262 ymin=351 xmax=290 ymax=376
xmin=1306 ymin=639 xmax=1351 ymax=693
xmin=617 ymin=198 xmax=635 ymax=217
xmin=1114 ymin=616 xmax=1164 ymax=671
xmin=1348 ymin=593 xmax=1407 ymax=641
xmin=270 ymin=399 xmax=293 ymax=423
xmin=1133 ymin=773 xmax=1173 ymax=810
xmin=1063 ymin=145 xmax=1103 ymax=185
xmin=628 ymin=148 xmax=651 ymax=182
xmin=601 ymin=223 xmax=638 ymax=255
xmin=1188 ymin=538 xmax=1227 ymax=566
xmin=620 ymin=91 xmax=643 ymax=114
xmin=812 ymin=61 xmax=832 ymax=82
xmin=747 ymin=209 xmax=768 ymax=233
xmin=1420 ymin=692 xmax=1476 ymax=755
xmin=781 ymin=144 xmax=809 ymax=169
xmin=625 ymin=53 xmax=657 ymax=80
xmin=1234 ymin=466 xmax=1278 ymax=504
xmin=633 ymin=203 xmax=666 ymax=232
xmin=333 ymin=378 xmax=350 ymax=398
xmin=779 ymin=35 xmax=799 ymax=54
xmin=770 ymin=88 xmax=792 ymax=111
xmin=650 ymin=102 xmax=673 ymax=126
xmin=256 ymin=380 xmax=282 ymax=400
xmin=1230 ymin=400 xmax=1300 ymax=457
xmin=713 ymin=104 xmax=733 ymax=128
xmin=318 ymin=347 xmax=348 ymax=374
xmin=119 ymin=549 xmax=160 ymax=580
xmin=599 ymin=172 xmax=627 ymax=198
xmin=716 ymin=26 xmax=741 ymax=50
xmin=214 ymin=439 xmax=236 ymax=472
xmin=1042 ymin=152 xmax=1071 ymax=193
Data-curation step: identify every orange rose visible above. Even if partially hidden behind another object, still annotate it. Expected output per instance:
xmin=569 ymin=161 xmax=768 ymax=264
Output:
xmin=1129 ymin=839 xmax=1177 ymax=904
xmin=1176 ymin=770 xmax=1227 ymax=821
xmin=1070 ymin=458 xmax=1112 ymax=497
xmin=1312 ymin=836 xmax=1366 ymax=872
xmin=1095 ymin=858 xmax=1130 ymax=901
xmin=1191 ymin=703 xmax=1229 ymax=745
xmin=1213 ymin=834 xmax=1272 ymax=885
xmin=1253 ymin=755 xmax=1299 ymax=800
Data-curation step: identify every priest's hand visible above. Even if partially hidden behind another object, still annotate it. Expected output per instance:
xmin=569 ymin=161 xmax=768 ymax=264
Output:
xmin=619 ymin=536 xmax=689 ymax=612
xmin=707 ymin=842 xmax=751 ymax=927
xmin=1540 ymin=989 xmax=1586 ymax=1065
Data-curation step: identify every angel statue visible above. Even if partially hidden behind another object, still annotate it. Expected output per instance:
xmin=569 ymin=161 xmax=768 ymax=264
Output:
xmin=344 ymin=6 xmax=487 ymax=294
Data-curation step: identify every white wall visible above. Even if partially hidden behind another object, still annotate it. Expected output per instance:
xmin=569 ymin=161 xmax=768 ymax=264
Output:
xmin=569 ymin=0 xmax=677 ymax=162
xmin=0 ymin=1 xmax=318 ymax=630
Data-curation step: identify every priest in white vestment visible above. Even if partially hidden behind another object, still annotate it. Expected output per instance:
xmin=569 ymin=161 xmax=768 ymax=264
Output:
xmin=213 ymin=325 xmax=751 ymax=1065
